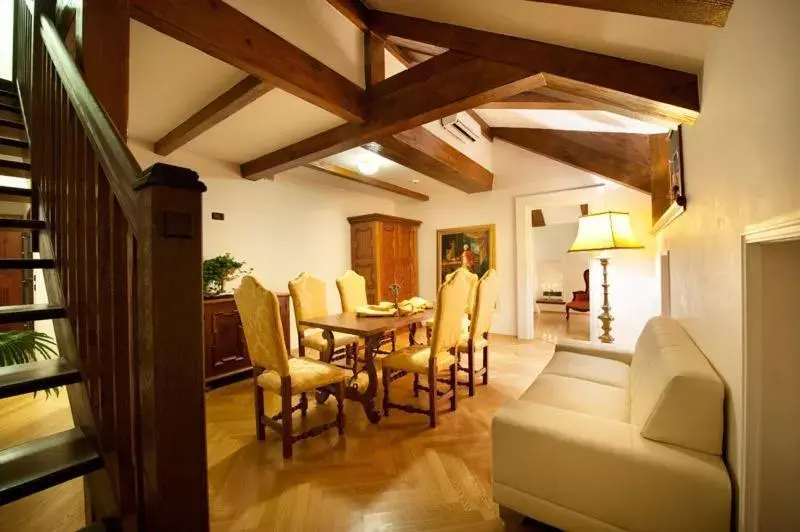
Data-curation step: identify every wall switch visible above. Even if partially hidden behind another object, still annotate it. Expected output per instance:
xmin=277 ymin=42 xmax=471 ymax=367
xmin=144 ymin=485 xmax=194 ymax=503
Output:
xmin=211 ymin=212 xmax=225 ymax=221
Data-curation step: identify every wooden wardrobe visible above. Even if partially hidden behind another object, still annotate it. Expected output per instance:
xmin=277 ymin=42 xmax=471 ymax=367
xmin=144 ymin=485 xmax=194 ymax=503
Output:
xmin=348 ymin=213 xmax=421 ymax=303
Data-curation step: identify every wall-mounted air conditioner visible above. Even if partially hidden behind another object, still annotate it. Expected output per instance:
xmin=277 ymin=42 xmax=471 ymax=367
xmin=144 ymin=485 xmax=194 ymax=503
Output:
xmin=440 ymin=112 xmax=481 ymax=143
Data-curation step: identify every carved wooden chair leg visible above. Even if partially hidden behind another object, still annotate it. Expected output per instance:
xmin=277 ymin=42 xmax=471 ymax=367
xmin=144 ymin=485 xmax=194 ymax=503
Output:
xmin=300 ymin=392 xmax=308 ymax=417
xmin=426 ymin=326 xmax=432 ymax=345
xmin=254 ymin=379 xmax=266 ymax=441
xmin=336 ymin=381 xmax=345 ymax=435
xmin=351 ymin=343 xmax=359 ymax=373
xmin=467 ymin=340 xmax=476 ymax=397
xmin=482 ymin=344 xmax=489 ymax=385
xmin=428 ymin=364 xmax=437 ymax=428
xmin=566 ymin=306 xmax=570 ymax=321
xmin=281 ymin=377 xmax=293 ymax=459
xmin=391 ymin=330 xmax=396 ymax=351
xmin=298 ymin=334 xmax=306 ymax=358
xmin=450 ymin=360 xmax=457 ymax=412
xmin=413 ymin=374 xmax=420 ymax=397
xmin=382 ymin=366 xmax=391 ymax=417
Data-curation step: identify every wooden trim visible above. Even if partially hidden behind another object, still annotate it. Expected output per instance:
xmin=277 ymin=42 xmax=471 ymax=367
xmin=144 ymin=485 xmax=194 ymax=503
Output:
xmin=531 ymin=209 xmax=545 ymax=227
xmin=580 ymin=203 xmax=589 ymax=216
xmin=130 ymin=0 xmax=366 ymax=123
xmin=154 ymin=76 xmax=273 ymax=156
xmin=464 ymin=110 xmax=492 ymax=141
xmin=478 ymin=91 xmax=596 ymax=110
xmin=347 ymin=212 xmax=421 ymax=226
xmin=364 ymin=32 xmax=385 ymax=89
xmin=306 ymin=161 xmax=429 ymax=201
xmin=493 ymin=128 xmax=652 ymax=193
xmin=370 ymin=11 xmax=700 ymax=125
xmin=521 ymin=0 xmax=734 ymax=27
xmin=241 ymin=53 xmax=543 ymax=179
xmin=367 ymin=127 xmax=494 ymax=193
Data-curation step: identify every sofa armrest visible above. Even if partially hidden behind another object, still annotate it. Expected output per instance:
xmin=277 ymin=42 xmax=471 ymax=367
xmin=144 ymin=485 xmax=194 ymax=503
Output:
xmin=492 ymin=401 xmax=731 ymax=532
xmin=554 ymin=338 xmax=634 ymax=365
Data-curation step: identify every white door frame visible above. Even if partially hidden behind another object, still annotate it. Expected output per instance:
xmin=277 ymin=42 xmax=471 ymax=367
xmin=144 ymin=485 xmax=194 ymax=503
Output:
xmin=740 ymin=210 xmax=800 ymax=531
xmin=514 ymin=185 xmax=604 ymax=339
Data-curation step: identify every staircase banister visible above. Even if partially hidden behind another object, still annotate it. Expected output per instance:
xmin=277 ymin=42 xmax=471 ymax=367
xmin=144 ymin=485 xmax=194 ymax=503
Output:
xmin=38 ymin=14 xmax=141 ymax=237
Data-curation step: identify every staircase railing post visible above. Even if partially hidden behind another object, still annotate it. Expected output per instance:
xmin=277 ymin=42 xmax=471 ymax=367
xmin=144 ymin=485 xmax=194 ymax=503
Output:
xmin=133 ymin=163 xmax=209 ymax=531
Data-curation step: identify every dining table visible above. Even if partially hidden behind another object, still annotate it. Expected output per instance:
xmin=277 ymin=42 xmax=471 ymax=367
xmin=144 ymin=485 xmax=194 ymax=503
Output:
xmin=299 ymin=308 xmax=434 ymax=423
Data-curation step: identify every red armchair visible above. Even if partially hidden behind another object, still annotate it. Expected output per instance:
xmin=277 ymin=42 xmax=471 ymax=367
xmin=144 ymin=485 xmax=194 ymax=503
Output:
xmin=566 ymin=269 xmax=590 ymax=320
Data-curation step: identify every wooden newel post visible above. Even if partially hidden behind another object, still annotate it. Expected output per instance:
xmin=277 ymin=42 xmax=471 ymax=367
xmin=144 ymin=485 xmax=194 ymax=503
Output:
xmin=134 ymin=163 xmax=209 ymax=531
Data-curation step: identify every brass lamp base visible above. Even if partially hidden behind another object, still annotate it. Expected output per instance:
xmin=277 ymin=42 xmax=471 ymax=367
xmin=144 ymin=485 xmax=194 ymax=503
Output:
xmin=598 ymin=258 xmax=614 ymax=344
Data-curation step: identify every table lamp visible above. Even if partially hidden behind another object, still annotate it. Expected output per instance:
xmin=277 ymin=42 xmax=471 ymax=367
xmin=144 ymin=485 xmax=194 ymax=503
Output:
xmin=568 ymin=211 xmax=643 ymax=343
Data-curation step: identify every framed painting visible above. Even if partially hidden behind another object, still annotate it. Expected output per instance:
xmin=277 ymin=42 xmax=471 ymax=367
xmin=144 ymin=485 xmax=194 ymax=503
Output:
xmin=436 ymin=224 xmax=496 ymax=285
xmin=652 ymin=126 xmax=688 ymax=233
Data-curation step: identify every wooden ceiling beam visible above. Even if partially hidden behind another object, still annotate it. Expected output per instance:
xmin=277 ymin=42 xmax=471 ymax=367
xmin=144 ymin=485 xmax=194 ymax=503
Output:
xmin=532 ymin=209 xmax=546 ymax=227
xmin=325 ymin=0 xmax=370 ymax=31
xmin=370 ymin=11 xmax=699 ymax=125
xmin=367 ymin=127 xmax=494 ymax=193
xmin=130 ymin=0 xmax=365 ymax=123
xmin=479 ymin=91 xmax=597 ymax=110
xmin=522 ymin=0 xmax=734 ymax=27
xmin=154 ymin=76 xmax=273 ymax=156
xmin=241 ymin=52 xmax=544 ymax=179
xmin=492 ymin=127 xmax=653 ymax=193
xmin=306 ymin=161 xmax=429 ymax=201
xmin=364 ymin=32 xmax=385 ymax=88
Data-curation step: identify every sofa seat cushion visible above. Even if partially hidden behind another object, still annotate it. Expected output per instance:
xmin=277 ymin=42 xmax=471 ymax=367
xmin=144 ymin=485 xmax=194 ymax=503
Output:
xmin=519 ymin=374 xmax=630 ymax=423
xmin=543 ymin=350 xmax=630 ymax=389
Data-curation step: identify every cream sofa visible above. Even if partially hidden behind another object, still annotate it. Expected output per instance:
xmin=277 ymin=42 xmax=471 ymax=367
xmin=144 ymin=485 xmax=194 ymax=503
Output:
xmin=492 ymin=317 xmax=731 ymax=532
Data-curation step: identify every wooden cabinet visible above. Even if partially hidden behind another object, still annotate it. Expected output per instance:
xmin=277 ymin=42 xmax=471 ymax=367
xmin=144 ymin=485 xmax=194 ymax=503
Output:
xmin=203 ymin=293 xmax=290 ymax=383
xmin=348 ymin=213 xmax=421 ymax=303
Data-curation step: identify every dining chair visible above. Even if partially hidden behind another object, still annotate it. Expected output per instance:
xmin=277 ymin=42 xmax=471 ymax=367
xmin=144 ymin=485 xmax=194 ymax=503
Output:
xmin=289 ymin=272 xmax=359 ymax=368
xmin=456 ymin=269 xmax=499 ymax=396
xmin=426 ymin=268 xmax=477 ymax=344
xmin=234 ymin=276 xmax=346 ymax=459
xmin=381 ymin=268 xmax=472 ymax=427
xmin=336 ymin=269 xmax=396 ymax=359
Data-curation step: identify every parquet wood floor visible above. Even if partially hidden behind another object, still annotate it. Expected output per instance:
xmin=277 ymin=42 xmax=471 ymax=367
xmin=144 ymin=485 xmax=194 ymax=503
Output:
xmin=0 ymin=313 xmax=589 ymax=531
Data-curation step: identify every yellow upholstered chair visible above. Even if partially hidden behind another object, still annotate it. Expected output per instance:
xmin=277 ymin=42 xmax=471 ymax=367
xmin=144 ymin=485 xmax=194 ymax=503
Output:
xmin=234 ymin=276 xmax=346 ymax=459
xmin=426 ymin=268 xmax=478 ymax=344
xmin=336 ymin=269 xmax=396 ymax=355
xmin=381 ymin=268 xmax=472 ymax=427
xmin=456 ymin=269 xmax=499 ymax=396
xmin=289 ymin=272 xmax=359 ymax=367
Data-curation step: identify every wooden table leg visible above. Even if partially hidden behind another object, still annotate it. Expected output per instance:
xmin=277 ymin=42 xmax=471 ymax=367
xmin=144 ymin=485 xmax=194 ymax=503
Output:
xmin=315 ymin=329 xmax=336 ymax=404
xmin=409 ymin=322 xmax=418 ymax=346
xmin=345 ymin=334 xmax=381 ymax=424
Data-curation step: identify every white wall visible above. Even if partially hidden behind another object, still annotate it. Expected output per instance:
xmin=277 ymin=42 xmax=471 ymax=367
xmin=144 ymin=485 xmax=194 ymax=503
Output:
xmin=128 ymin=140 xmax=397 ymax=348
xmin=0 ymin=0 xmax=11 ymax=80
xmin=532 ymin=222 xmax=585 ymax=299
xmin=656 ymin=0 xmax=800 ymax=494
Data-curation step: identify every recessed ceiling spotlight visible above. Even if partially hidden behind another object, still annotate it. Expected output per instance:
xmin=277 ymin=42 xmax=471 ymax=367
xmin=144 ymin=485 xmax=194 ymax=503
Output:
xmin=357 ymin=159 xmax=380 ymax=175
xmin=411 ymin=179 xmax=420 ymax=184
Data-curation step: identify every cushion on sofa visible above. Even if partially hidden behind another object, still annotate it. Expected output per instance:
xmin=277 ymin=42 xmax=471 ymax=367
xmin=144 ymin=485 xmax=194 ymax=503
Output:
xmin=519 ymin=374 xmax=629 ymax=422
xmin=630 ymin=317 xmax=724 ymax=455
xmin=542 ymin=350 xmax=630 ymax=389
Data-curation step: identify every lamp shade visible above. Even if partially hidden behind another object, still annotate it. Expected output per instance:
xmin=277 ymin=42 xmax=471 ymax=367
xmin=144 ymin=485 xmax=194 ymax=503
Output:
xmin=569 ymin=211 xmax=644 ymax=252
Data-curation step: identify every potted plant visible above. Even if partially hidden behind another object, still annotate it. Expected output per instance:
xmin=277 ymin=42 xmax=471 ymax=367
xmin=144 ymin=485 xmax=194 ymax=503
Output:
xmin=203 ymin=253 xmax=252 ymax=298
xmin=0 ymin=330 xmax=60 ymax=397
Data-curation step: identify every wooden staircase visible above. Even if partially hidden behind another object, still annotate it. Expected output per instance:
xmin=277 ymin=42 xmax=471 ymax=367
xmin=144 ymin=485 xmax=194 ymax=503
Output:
xmin=0 ymin=79 xmax=101 ymax=507
xmin=0 ymin=1 xmax=211 ymax=529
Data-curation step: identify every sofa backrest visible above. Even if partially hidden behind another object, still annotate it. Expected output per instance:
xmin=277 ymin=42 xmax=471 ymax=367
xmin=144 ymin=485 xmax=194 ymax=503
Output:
xmin=630 ymin=317 xmax=724 ymax=455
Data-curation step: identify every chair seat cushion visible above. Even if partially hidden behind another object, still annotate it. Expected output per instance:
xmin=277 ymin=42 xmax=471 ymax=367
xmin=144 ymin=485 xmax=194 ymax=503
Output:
xmin=302 ymin=331 xmax=359 ymax=352
xmin=382 ymin=345 xmax=455 ymax=374
xmin=456 ymin=334 xmax=489 ymax=353
xmin=543 ymin=350 xmax=630 ymax=389
xmin=257 ymin=357 xmax=346 ymax=394
xmin=519 ymin=374 xmax=630 ymax=422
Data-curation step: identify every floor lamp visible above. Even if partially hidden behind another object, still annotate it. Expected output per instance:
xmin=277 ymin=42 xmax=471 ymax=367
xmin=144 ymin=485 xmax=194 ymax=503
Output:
xmin=568 ymin=211 xmax=643 ymax=344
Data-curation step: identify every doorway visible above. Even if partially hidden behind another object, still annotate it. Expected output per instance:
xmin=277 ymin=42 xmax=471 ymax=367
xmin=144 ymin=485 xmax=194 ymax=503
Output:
xmin=742 ymin=220 xmax=800 ymax=530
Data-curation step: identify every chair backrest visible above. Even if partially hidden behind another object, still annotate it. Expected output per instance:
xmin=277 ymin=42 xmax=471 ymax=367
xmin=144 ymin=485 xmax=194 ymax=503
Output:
xmin=234 ymin=276 xmax=290 ymax=376
xmin=470 ymin=269 xmax=499 ymax=341
xmin=288 ymin=272 xmax=328 ymax=333
xmin=466 ymin=271 xmax=479 ymax=318
xmin=582 ymin=269 xmax=589 ymax=294
xmin=336 ymin=269 xmax=368 ymax=312
xmin=430 ymin=268 xmax=473 ymax=356
xmin=630 ymin=316 xmax=725 ymax=455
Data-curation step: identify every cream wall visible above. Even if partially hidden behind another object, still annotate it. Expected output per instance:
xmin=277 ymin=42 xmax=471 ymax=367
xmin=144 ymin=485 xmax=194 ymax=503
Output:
xmin=532 ymin=222 xmax=586 ymax=299
xmin=128 ymin=140 xmax=397 ymax=349
xmin=0 ymin=0 xmax=12 ymax=80
xmin=656 ymin=0 xmax=800 ymax=492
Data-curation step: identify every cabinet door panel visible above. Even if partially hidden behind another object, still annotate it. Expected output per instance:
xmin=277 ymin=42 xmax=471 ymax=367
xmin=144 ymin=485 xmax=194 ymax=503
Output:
xmin=380 ymin=223 xmax=397 ymax=301
xmin=395 ymin=225 xmax=418 ymax=299
xmin=208 ymin=306 xmax=249 ymax=377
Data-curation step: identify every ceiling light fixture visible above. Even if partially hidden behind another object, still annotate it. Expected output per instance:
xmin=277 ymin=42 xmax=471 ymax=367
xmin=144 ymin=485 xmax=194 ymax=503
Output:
xmin=411 ymin=179 xmax=420 ymax=184
xmin=357 ymin=159 xmax=380 ymax=176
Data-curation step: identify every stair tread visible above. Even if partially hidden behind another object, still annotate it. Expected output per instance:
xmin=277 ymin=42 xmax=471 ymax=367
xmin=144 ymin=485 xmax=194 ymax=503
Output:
xmin=0 ymin=159 xmax=30 ymax=170
xmin=0 ymin=427 xmax=102 ymax=505
xmin=0 ymin=118 xmax=24 ymax=131
xmin=0 ymin=304 xmax=67 ymax=324
xmin=0 ymin=218 xmax=45 ymax=230
xmin=0 ymin=103 xmax=21 ymax=115
xmin=0 ymin=137 xmax=27 ymax=149
xmin=0 ymin=358 xmax=81 ymax=399
xmin=0 ymin=258 xmax=55 ymax=269
xmin=0 ymin=186 xmax=32 ymax=198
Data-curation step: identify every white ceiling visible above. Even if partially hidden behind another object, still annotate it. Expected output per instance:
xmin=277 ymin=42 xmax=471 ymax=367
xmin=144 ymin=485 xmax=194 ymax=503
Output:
xmin=476 ymin=109 xmax=670 ymax=134
xmin=128 ymin=0 xmax=711 ymax=197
